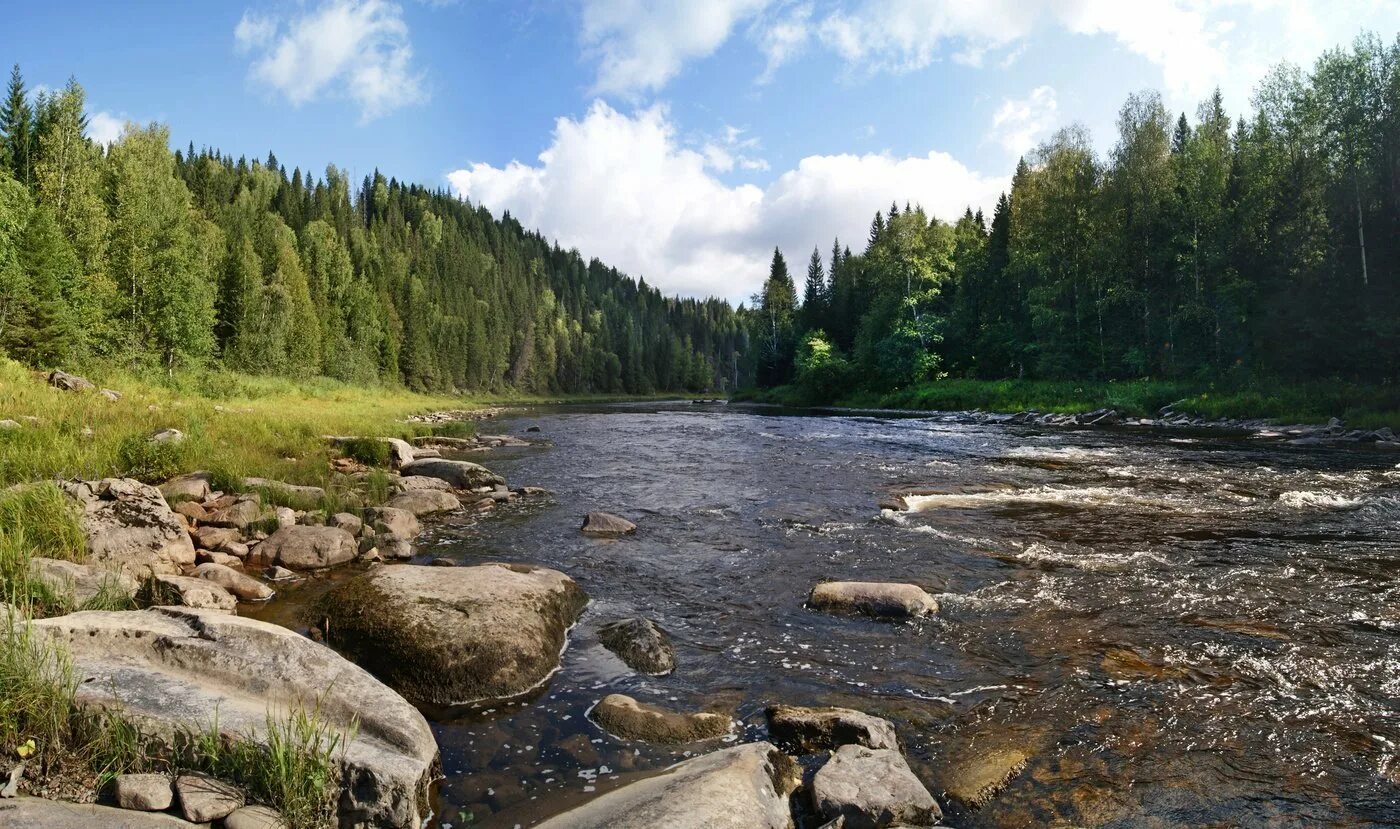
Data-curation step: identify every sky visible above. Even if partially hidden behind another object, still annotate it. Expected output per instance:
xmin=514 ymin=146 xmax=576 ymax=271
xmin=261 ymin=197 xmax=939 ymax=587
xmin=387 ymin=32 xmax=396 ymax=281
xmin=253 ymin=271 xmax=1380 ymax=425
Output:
xmin=3 ymin=0 xmax=1396 ymax=304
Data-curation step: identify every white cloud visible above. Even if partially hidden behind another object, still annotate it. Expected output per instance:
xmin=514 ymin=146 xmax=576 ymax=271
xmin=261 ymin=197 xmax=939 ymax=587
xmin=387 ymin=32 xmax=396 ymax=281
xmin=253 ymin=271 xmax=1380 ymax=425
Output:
xmin=87 ymin=112 xmax=127 ymax=147
xmin=579 ymin=0 xmax=771 ymax=96
xmin=448 ymin=102 xmax=1004 ymax=303
xmin=753 ymin=2 xmax=813 ymax=82
xmin=990 ymin=85 xmax=1057 ymax=158
xmin=234 ymin=0 xmax=425 ymax=122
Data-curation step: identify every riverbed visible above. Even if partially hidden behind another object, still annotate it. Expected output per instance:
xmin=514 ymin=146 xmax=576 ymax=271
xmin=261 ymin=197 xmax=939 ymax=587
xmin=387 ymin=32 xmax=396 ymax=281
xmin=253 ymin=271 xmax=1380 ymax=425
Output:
xmin=253 ymin=402 xmax=1400 ymax=827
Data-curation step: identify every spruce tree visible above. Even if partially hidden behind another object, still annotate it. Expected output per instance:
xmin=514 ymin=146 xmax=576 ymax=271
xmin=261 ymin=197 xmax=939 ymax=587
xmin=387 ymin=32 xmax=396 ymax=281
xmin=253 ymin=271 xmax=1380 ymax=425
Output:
xmin=801 ymin=246 xmax=828 ymax=334
xmin=0 ymin=65 xmax=33 ymax=188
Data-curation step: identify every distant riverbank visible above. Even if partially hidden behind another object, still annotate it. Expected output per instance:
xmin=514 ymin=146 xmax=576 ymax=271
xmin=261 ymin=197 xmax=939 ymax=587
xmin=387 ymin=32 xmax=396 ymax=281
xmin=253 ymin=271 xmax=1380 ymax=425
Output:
xmin=734 ymin=378 xmax=1400 ymax=431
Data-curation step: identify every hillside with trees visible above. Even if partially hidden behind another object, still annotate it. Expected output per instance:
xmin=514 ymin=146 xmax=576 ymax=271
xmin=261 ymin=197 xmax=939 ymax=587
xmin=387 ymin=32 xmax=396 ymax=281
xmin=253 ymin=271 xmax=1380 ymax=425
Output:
xmin=0 ymin=68 xmax=748 ymax=395
xmin=750 ymin=34 xmax=1399 ymax=405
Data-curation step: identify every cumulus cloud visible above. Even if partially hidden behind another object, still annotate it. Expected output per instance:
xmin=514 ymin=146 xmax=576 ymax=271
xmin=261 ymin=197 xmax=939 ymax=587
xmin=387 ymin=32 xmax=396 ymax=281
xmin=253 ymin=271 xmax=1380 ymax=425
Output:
xmin=448 ymin=102 xmax=1005 ymax=303
xmin=234 ymin=0 xmax=425 ymax=122
xmin=86 ymin=112 xmax=127 ymax=147
xmin=990 ymin=85 xmax=1057 ymax=158
xmin=578 ymin=0 xmax=771 ymax=96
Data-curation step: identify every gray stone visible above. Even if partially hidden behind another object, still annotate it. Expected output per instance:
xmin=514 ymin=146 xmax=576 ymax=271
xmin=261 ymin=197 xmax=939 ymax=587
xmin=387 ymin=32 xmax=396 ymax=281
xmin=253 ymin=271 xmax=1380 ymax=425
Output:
xmin=60 ymin=478 xmax=197 ymax=578
xmin=598 ymin=617 xmax=676 ymax=675
xmin=581 ymin=511 xmax=636 ymax=536
xmin=192 ymin=526 xmax=241 ymax=551
xmin=811 ymin=744 xmax=941 ymax=829
xmin=100 ymin=388 xmax=122 ymax=402
xmin=398 ymin=458 xmax=504 ymax=490
xmin=384 ymin=438 xmax=416 ymax=470
xmin=273 ymin=506 xmax=297 ymax=529
xmin=204 ymin=495 xmax=265 ymax=532
xmin=808 ymin=581 xmax=938 ymax=620
xmin=113 ymin=773 xmax=173 ymax=811
xmin=31 ymin=608 xmax=438 ymax=828
xmin=330 ymin=512 xmax=363 ymax=535
xmin=259 ymin=525 xmax=357 ymax=570
xmin=194 ymin=563 xmax=272 ymax=602
xmin=0 ymin=420 xmax=19 ymax=430
xmin=0 ymin=797 xmax=199 ymax=827
xmin=369 ymin=507 xmax=420 ymax=539
xmin=590 ymin=694 xmax=731 ymax=744
xmin=147 ymin=575 xmax=237 ymax=611
xmin=383 ymin=489 xmax=460 ymax=516
xmin=149 ymin=428 xmax=184 ymax=445
xmin=196 ymin=550 xmax=242 ymax=568
xmin=315 ymin=563 xmax=586 ymax=705
xmin=390 ymin=475 xmax=453 ymax=493
xmin=26 ymin=558 xmax=137 ymax=608
xmin=223 ymin=805 xmax=287 ymax=829
xmin=765 ymin=705 xmax=898 ymax=754
xmin=534 ymin=742 xmax=799 ymax=829
xmin=174 ymin=774 xmax=242 ymax=822
xmin=48 ymin=369 xmax=94 ymax=391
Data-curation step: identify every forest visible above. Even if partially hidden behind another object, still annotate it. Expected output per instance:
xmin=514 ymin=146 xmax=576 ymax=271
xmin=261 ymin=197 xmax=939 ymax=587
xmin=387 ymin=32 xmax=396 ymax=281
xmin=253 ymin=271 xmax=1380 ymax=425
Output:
xmin=0 ymin=68 xmax=748 ymax=395
xmin=749 ymin=34 xmax=1400 ymax=404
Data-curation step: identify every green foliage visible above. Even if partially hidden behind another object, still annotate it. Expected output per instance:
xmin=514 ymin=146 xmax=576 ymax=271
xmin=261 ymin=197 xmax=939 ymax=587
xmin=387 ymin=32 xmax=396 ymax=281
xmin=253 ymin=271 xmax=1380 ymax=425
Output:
xmin=0 ymin=482 xmax=85 ymax=562
xmin=430 ymin=420 xmax=476 ymax=439
xmin=793 ymin=331 xmax=853 ymax=403
xmin=115 ymin=434 xmax=185 ymax=484
xmin=0 ymin=613 xmax=76 ymax=768
xmin=340 ymin=437 xmax=390 ymax=467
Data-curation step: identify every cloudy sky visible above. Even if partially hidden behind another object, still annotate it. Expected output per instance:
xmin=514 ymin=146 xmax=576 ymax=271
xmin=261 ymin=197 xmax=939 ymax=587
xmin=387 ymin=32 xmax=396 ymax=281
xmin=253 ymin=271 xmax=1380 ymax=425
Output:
xmin=4 ymin=1 xmax=1396 ymax=302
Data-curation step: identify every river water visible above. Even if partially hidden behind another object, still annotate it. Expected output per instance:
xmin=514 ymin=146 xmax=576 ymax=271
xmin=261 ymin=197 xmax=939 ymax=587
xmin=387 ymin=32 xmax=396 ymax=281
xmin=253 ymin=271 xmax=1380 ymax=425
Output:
xmin=262 ymin=403 xmax=1400 ymax=827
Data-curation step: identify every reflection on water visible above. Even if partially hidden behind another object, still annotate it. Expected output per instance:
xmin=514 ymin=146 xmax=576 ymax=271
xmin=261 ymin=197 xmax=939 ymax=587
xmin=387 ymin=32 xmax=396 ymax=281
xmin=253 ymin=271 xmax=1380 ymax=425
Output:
xmin=255 ymin=403 xmax=1400 ymax=827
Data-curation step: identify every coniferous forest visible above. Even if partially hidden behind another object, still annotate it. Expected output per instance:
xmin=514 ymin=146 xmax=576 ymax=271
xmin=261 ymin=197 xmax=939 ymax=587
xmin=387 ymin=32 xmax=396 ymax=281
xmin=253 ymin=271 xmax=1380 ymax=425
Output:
xmin=0 ymin=68 xmax=748 ymax=395
xmin=749 ymin=34 xmax=1400 ymax=404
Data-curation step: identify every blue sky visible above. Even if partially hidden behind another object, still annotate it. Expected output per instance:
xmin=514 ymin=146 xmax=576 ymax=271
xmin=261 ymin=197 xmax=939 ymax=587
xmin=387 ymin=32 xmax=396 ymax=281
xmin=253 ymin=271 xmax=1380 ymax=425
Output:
xmin=3 ymin=1 xmax=1396 ymax=302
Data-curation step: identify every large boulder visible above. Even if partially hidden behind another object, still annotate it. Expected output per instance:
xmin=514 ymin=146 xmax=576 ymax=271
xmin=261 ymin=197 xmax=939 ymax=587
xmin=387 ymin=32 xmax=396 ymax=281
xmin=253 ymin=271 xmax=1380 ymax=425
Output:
xmin=203 ymin=494 xmax=266 ymax=532
xmin=581 ymin=511 xmax=636 ymax=537
xmin=810 ymin=744 xmax=941 ymax=828
xmin=764 ymin=705 xmax=898 ymax=754
xmin=61 ymin=478 xmax=196 ymax=578
xmin=534 ymin=742 xmax=799 ymax=829
xmin=807 ymin=581 xmax=939 ymax=620
xmin=368 ymin=507 xmax=420 ymax=539
xmin=258 ymin=525 xmax=357 ymax=570
xmin=382 ymin=489 xmax=460 ymax=516
xmin=590 ymin=694 xmax=731 ymax=744
xmin=390 ymin=475 xmax=453 ymax=493
xmin=48 ymin=369 xmax=95 ymax=391
xmin=27 ymin=557 xmax=137 ymax=608
xmin=383 ymin=438 xmax=416 ymax=470
xmin=194 ymin=562 xmax=273 ymax=602
xmin=397 ymin=458 xmax=503 ymax=490
xmin=315 ymin=563 xmax=586 ymax=705
xmin=597 ymin=617 xmax=676 ymax=675
xmin=0 ymin=797 xmax=198 ymax=827
xmin=31 ymin=608 xmax=439 ymax=828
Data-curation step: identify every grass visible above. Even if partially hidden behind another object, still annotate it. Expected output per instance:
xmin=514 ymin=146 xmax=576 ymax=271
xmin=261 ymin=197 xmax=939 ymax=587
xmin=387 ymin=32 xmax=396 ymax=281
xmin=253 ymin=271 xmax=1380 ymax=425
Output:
xmin=0 ymin=483 xmax=94 ymax=617
xmin=739 ymin=377 xmax=1400 ymax=430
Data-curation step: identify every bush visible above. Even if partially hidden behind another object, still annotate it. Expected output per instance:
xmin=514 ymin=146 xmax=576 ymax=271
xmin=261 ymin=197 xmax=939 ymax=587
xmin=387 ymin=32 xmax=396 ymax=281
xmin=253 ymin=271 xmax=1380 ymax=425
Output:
xmin=794 ymin=331 xmax=855 ymax=404
xmin=339 ymin=437 xmax=389 ymax=467
xmin=115 ymin=434 xmax=185 ymax=484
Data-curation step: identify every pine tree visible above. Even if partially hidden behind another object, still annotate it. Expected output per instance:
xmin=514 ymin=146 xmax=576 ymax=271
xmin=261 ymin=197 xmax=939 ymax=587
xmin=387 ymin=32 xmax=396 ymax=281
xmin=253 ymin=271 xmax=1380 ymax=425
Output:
xmin=801 ymin=246 xmax=828 ymax=333
xmin=0 ymin=65 xmax=34 ymax=188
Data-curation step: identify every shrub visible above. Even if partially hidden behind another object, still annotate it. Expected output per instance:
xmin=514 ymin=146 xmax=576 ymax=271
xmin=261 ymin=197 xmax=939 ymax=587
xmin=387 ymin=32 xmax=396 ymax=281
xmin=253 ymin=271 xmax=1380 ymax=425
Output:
xmin=115 ymin=434 xmax=185 ymax=484
xmin=339 ymin=437 xmax=389 ymax=467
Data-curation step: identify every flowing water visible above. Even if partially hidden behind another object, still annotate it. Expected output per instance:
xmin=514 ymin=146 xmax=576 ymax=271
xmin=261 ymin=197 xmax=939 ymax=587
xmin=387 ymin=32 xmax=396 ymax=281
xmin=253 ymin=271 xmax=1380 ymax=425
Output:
xmin=256 ymin=403 xmax=1400 ymax=827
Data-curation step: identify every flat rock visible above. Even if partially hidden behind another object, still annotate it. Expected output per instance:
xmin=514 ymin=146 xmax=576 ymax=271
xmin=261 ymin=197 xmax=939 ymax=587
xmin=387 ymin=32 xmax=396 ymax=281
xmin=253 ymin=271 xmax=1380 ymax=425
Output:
xmin=113 ymin=773 xmax=173 ymax=811
xmin=315 ymin=563 xmax=587 ymax=705
xmin=398 ymin=458 xmax=504 ymax=490
xmin=534 ymin=742 xmax=799 ymax=829
xmin=808 ymin=581 xmax=938 ymax=620
xmin=590 ymin=694 xmax=731 ymax=744
xmin=258 ymin=525 xmax=357 ymax=570
xmin=765 ymin=705 xmax=898 ymax=754
xmin=391 ymin=476 xmax=453 ymax=493
xmin=581 ymin=511 xmax=636 ymax=536
xmin=811 ymin=744 xmax=941 ymax=828
xmin=0 ymin=797 xmax=198 ymax=827
xmin=27 ymin=557 xmax=137 ymax=607
xmin=597 ymin=617 xmax=676 ymax=674
xmin=383 ymin=489 xmax=460 ymax=516
xmin=61 ymin=478 xmax=196 ymax=578
xmin=194 ymin=562 xmax=272 ymax=602
xmin=159 ymin=472 xmax=213 ymax=504
xmin=31 ymin=608 xmax=438 ymax=828
xmin=942 ymin=747 xmax=1029 ymax=808
xmin=175 ymin=774 xmax=242 ymax=822
xmin=223 ymin=805 xmax=287 ymax=829
xmin=146 ymin=574 xmax=237 ymax=611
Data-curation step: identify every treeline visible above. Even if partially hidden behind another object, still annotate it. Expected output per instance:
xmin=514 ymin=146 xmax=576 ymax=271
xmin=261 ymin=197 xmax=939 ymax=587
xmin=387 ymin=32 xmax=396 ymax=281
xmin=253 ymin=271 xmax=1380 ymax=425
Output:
xmin=0 ymin=68 xmax=746 ymax=394
xmin=751 ymin=33 xmax=1399 ymax=398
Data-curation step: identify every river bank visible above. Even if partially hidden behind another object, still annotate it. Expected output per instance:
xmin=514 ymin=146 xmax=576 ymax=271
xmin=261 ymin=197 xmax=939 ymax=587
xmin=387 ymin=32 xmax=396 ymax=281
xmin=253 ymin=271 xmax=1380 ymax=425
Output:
xmin=736 ymin=378 xmax=1400 ymax=431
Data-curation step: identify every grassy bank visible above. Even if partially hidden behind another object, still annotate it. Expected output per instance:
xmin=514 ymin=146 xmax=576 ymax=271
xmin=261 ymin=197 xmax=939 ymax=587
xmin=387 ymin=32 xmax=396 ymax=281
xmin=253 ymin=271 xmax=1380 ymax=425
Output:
xmin=736 ymin=378 xmax=1400 ymax=429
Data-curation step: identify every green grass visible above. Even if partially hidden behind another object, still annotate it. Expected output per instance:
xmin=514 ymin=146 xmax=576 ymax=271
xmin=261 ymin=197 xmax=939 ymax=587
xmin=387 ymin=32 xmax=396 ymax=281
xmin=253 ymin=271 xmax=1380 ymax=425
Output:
xmin=738 ymin=378 xmax=1400 ymax=429
xmin=0 ymin=484 xmax=91 ymax=617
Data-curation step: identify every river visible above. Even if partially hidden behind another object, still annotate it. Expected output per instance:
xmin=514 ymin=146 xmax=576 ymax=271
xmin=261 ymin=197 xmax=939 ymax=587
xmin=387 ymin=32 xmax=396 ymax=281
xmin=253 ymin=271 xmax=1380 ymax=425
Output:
xmin=254 ymin=403 xmax=1400 ymax=827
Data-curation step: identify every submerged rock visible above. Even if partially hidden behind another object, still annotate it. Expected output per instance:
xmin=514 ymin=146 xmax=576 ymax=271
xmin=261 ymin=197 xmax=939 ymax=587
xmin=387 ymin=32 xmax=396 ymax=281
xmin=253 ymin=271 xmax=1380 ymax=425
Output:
xmin=61 ymin=478 xmax=196 ymax=578
xmin=315 ymin=563 xmax=587 ymax=705
xmin=590 ymin=694 xmax=731 ymax=744
xmin=258 ymin=525 xmax=357 ymax=570
xmin=597 ymin=617 xmax=676 ymax=675
xmin=534 ymin=742 xmax=799 ymax=829
xmin=807 ymin=581 xmax=938 ymax=620
xmin=764 ymin=705 xmax=898 ymax=754
xmin=942 ymin=747 xmax=1029 ymax=808
xmin=811 ymin=744 xmax=941 ymax=828
xmin=581 ymin=511 xmax=636 ymax=536
xmin=398 ymin=458 xmax=504 ymax=489
xmin=31 ymin=608 xmax=438 ymax=828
